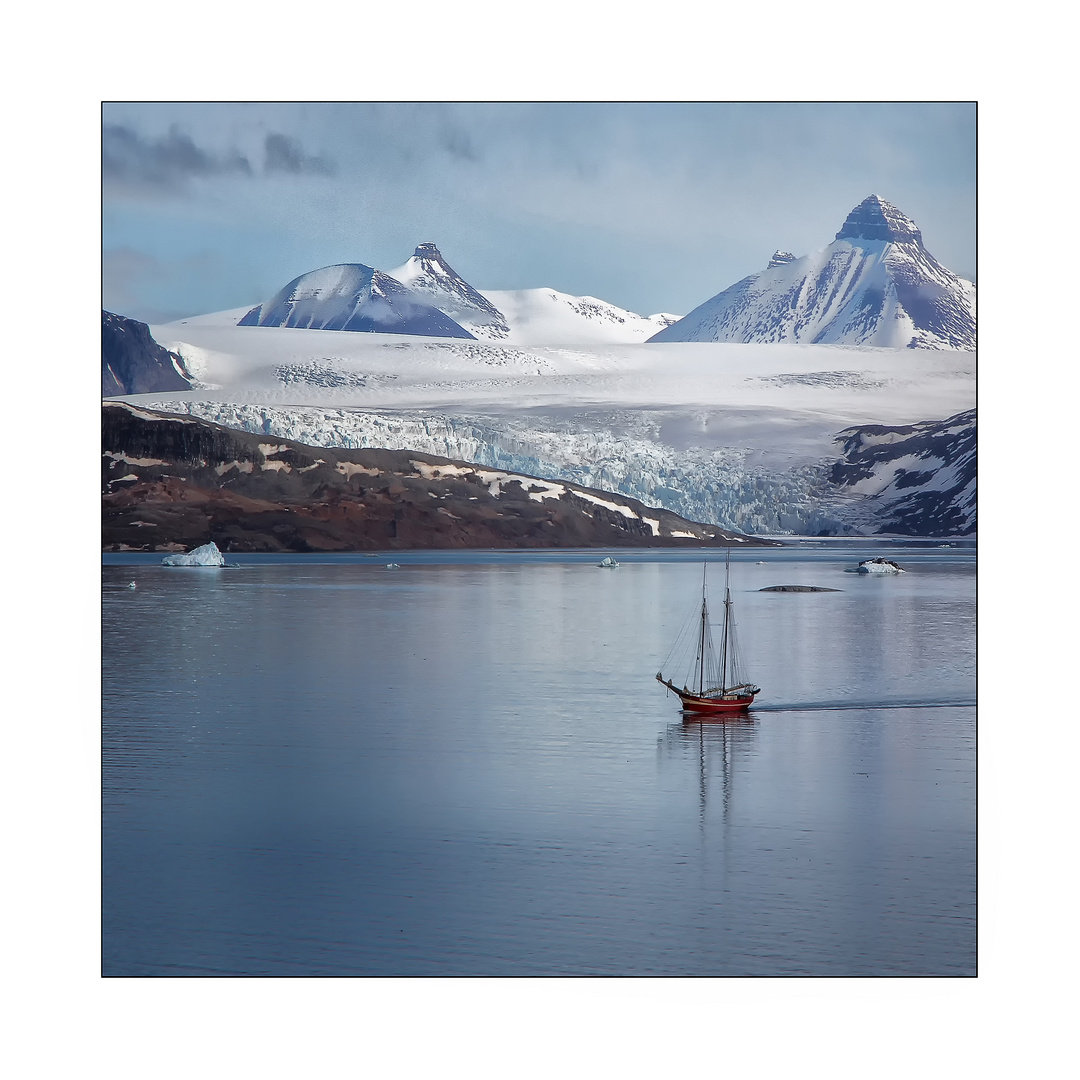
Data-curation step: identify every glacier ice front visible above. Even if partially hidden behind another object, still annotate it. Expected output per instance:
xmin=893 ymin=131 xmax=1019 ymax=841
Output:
xmin=161 ymin=541 xmax=225 ymax=566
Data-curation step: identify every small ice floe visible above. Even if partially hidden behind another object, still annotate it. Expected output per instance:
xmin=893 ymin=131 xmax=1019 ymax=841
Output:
xmin=127 ymin=581 xmax=137 ymax=589
xmin=846 ymin=557 xmax=906 ymax=574
xmin=598 ymin=556 xmax=620 ymax=568
xmin=161 ymin=541 xmax=225 ymax=567
xmin=385 ymin=562 xmax=401 ymax=569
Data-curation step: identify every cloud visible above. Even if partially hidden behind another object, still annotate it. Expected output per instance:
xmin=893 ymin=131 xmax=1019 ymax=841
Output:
xmin=102 ymin=124 xmax=252 ymax=194
xmin=263 ymin=133 xmax=336 ymax=175
xmin=102 ymin=247 xmax=163 ymax=314
xmin=438 ymin=125 xmax=481 ymax=163
xmin=102 ymin=124 xmax=336 ymax=197
xmin=102 ymin=246 xmax=231 ymax=323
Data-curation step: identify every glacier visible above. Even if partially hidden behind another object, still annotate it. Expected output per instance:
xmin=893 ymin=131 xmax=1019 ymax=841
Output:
xmin=130 ymin=314 xmax=974 ymax=536
xmin=109 ymin=191 xmax=977 ymax=541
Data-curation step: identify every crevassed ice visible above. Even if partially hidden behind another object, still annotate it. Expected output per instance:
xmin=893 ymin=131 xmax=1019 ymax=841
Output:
xmin=139 ymin=401 xmax=884 ymax=535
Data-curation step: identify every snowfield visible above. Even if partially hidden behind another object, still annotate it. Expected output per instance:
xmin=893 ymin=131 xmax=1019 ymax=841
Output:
xmin=133 ymin=312 xmax=975 ymax=535
xmin=477 ymin=287 xmax=679 ymax=345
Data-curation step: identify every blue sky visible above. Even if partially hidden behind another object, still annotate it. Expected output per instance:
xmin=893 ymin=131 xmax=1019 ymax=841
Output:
xmin=102 ymin=102 xmax=976 ymax=323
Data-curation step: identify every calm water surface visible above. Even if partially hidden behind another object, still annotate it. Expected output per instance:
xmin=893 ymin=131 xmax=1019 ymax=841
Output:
xmin=102 ymin=543 xmax=975 ymax=976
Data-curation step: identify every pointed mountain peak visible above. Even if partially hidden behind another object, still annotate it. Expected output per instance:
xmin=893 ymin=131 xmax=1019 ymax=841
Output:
xmin=835 ymin=195 xmax=922 ymax=245
xmin=388 ymin=244 xmax=510 ymax=340
xmin=409 ymin=242 xmax=459 ymax=277
xmin=400 ymin=243 xmax=472 ymax=288
xmin=650 ymin=193 xmax=973 ymax=350
xmin=767 ymin=250 xmax=796 ymax=269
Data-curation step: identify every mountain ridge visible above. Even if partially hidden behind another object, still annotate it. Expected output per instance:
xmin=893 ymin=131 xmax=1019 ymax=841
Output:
xmin=388 ymin=243 xmax=512 ymax=340
xmin=238 ymin=262 xmax=476 ymax=338
xmin=102 ymin=310 xmax=194 ymax=396
xmin=649 ymin=195 xmax=975 ymax=351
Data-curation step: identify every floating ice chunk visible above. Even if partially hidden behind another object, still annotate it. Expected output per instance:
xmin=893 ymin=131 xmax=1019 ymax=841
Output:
xmin=161 ymin=541 xmax=225 ymax=567
xmin=849 ymin=557 xmax=905 ymax=574
xmin=598 ymin=556 xmax=620 ymax=568
xmin=385 ymin=563 xmax=401 ymax=569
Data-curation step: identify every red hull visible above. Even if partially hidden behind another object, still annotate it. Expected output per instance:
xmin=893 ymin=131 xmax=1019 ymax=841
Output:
xmin=677 ymin=692 xmax=755 ymax=714
xmin=656 ymin=674 xmax=757 ymax=714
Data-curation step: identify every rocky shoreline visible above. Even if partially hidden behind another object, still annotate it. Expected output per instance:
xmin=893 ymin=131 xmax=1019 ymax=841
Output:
xmin=103 ymin=402 xmax=780 ymax=553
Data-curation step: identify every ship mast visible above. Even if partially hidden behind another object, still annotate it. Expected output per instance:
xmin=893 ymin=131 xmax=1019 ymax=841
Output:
xmin=718 ymin=550 xmax=732 ymax=692
xmin=697 ymin=563 xmax=708 ymax=694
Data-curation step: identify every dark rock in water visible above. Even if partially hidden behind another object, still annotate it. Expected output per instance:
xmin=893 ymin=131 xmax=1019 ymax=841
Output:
xmin=759 ymin=585 xmax=840 ymax=592
xmin=102 ymin=402 xmax=780 ymax=553
xmin=102 ymin=311 xmax=193 ymax=396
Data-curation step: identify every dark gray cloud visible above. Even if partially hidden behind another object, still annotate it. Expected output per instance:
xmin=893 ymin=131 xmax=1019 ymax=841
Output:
xmin=263 ymin=133 xmax=336 ymax=175
xmin=439 ymin=125 xmax=482 ymax=163
xmin=103 ymin=124 xmax=336 ymax=195
xmin=102 ymin=124 xmax=253 ymax=192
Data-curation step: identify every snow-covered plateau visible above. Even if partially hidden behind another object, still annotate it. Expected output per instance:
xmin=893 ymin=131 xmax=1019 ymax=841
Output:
xmin=127 ymin=313 xmax=975 ymax=537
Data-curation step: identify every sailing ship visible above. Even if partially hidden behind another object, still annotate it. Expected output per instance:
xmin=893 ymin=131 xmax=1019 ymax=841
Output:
xmin=655 ymin=554 xmax=760 ymax=714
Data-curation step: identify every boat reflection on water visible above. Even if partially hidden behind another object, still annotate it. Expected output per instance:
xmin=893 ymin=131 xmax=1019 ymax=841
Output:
xmin=660 ymin=715 xmax=759 ymax=824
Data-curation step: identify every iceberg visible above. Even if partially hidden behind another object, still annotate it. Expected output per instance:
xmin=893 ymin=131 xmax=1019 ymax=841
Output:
xmin=162 ymin=541 xmax=225 ymax=567
xmin=848 ymin=558 xmax=905 ymax=574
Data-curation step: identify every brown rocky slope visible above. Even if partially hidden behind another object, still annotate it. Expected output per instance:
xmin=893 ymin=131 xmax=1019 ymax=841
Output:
xmin=103 ymin=402 xmax=778 ymax=552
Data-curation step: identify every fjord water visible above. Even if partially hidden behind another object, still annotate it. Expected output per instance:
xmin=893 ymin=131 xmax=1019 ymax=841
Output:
xmin=102 ymin=544 xmax=975 ymax=976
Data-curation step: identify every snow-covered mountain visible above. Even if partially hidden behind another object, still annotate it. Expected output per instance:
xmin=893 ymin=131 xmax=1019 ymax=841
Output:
xmin=122 ymin=195 xmax=977 ymax=539
xmin=386 ymin=241 xmax=680 ymax=345
xmin=650 ymin=195 xmax=976 ymax=351
xmin=824 ymin=409 xmax=976 ymax=535
xmin=480 ymin=287 xmax=680 ymax=345
xmin=237 ymin=246 xmax=677 ymax=346
xmin=238 ymin=263 xmax=475 ymax=339
xmin=102 ymin=311 xmax=193 ymax=396
xmin=387 ymin=243 xmax=512 ymax=341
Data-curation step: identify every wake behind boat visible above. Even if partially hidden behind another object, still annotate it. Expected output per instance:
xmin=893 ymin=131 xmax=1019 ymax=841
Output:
xmin=656 ymin=554 xmax=760 ymax=714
